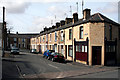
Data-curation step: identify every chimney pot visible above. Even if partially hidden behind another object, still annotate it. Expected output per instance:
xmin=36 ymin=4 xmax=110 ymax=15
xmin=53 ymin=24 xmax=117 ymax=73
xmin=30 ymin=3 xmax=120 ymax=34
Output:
xmin=73 ymin=13 xmax=78 ymax=23
xmin=56 ymin=22 xmax=60 ymax=28
xmin=16 ymin=32 xmax=18 ymax=34
xmin=83 ymin=8 xmax=91 ymax=20
xmin=60 ymin=20 xmax=65 ymax=26
xmin=65 ymin=18 xmax=73 ymax=24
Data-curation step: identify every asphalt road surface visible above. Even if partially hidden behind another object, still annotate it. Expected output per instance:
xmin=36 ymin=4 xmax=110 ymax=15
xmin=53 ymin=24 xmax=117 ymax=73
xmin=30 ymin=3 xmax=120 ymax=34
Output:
xmin=2 ymin=52 xmax=119 ymax=80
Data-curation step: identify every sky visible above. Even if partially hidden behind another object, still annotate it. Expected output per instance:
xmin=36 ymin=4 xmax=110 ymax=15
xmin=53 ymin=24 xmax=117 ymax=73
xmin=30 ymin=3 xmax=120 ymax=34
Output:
xmin=0 ymin=0 xmax=119 ymax=33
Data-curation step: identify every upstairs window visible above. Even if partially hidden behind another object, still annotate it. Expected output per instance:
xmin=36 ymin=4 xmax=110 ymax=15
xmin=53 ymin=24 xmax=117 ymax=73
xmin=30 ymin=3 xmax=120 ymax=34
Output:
xmin=43 ymin=36 xmax=45 ymax=42
xmin=61 ymin=31 xmax=64 ymax=41
xmin=40 ymin=37 xmax=41 ymax=43
xmin=55 ymin=32 xmax=57 ymax=42
xmin=50 ymin=33 xmax=52 ymax=42
xmin=46 ymin=34 xmax=48 ymax=41
xmin=69 ymin=29 xmax=72 ymax=40
xmin=22 ymin=38 xmax=25 ymax=42
xmin=14 ymin=38 xmax=17 ymax=42
xmin=80 ymin=26 xmax=83 ymax=39
xmin=109 ymin=25 xmax=112 ymax=40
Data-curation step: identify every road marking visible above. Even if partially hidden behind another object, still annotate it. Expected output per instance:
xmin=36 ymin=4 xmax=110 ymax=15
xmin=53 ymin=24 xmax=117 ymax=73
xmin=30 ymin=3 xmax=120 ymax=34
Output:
xmin=16 ymin=65 xmax=24 ymax=78
xmin=48 ymin=64 xmax=64 ymax=78
xmin=48 ymin=64 xmax=58 ymax=69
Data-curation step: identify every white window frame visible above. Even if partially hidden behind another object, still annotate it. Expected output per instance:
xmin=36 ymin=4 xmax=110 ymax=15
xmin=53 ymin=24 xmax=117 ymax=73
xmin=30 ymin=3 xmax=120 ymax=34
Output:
xmin=61 ymin=31 xmax=63 ymax=41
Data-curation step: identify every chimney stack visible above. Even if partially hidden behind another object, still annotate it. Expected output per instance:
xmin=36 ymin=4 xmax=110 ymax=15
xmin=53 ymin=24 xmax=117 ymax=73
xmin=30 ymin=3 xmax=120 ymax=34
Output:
xmin=56 ymin=22 xmax=60 ymax=28
xmin=44 ymin=27 xmax=48 ymax=31
xmin=83 ymin=8 xmax=91 ymax=20
xmin=60 ymin=20 xmax=65 ymax=26
xmin=16 ymin=32 xmax=18 ymax=34
xmin=65 ymin=18 xmax=73 ymax=24
xmin=8 ymin=30 xmax=10 ymax=34
xmin=73 ymin=13 xmax=78 ymax=23
xmin=52 ymin=25 xmax=56 ymax=29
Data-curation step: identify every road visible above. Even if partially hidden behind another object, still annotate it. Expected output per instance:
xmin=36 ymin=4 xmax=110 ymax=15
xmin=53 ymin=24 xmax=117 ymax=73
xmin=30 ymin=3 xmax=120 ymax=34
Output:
xmin=2 ymin=52 xmax=119 ymax=79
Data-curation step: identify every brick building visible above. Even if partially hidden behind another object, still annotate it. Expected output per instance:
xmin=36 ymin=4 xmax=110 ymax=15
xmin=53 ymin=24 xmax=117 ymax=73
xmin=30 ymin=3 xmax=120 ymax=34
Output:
xmin=30 ymin=8 xmax=120 ymax=66
xmin=8 ymin=32 xmax=39 ymax=50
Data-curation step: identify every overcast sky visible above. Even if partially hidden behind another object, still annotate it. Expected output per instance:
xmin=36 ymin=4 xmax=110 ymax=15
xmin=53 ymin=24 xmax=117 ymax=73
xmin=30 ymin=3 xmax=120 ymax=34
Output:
xmin=0 ymin=0 xmax=119 ymax=33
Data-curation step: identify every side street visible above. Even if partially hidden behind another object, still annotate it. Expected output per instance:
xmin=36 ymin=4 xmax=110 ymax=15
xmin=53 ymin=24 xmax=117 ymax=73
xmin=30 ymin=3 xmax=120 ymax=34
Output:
xmin=2 ymin=51 xmax=119 ymax=79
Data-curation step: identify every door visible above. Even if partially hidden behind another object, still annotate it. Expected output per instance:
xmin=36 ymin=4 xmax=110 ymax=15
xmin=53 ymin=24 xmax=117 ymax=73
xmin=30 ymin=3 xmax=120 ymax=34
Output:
xmin=65 ymin=45 xmax=67 ymax=59
xmin=55 ymin=44 xmax=57 ymax=52
xmin=92 ymin=46 xmax=101 ymax=65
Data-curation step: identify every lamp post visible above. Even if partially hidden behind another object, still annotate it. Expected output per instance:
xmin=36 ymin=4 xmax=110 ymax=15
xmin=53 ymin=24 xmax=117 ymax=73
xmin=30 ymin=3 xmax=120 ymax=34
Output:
xmin=2 ymin=6 xmax=5 ymax=57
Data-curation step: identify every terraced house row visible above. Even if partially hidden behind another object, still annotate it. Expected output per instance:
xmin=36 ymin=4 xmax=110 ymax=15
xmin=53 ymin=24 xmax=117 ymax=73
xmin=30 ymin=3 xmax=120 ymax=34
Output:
xmin=30 ymin=8 xmax=120 ymax=66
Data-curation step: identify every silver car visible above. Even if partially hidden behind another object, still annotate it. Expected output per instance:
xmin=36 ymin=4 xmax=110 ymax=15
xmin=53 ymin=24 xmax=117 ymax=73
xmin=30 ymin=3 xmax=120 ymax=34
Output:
xmin=11 ymin=47 xmax=19 ymax=54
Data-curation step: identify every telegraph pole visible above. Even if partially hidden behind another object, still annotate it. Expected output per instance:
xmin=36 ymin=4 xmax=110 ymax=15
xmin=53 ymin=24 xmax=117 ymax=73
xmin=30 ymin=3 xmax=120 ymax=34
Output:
xmin=82 ymin=0 xmax=84 ymax=15
xmin=76 ymin=2 xmax=78 ymax=13
xmin=70 ymin=5 xmax=72 ymax=17
xmin=2 ymin=6 xmax=5 ymax=57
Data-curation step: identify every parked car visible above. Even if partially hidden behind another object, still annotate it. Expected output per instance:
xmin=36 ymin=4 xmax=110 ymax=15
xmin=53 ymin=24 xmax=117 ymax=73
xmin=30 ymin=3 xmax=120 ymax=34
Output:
xmin=11 ymin=47 xmax=19 ymax=54
xmin=49 ymin=52 xmax=65 ymax=62
xmin=30 ymin=49 xmax=38 ymax=54
xmin=43 ymin=50 xmax=55 ymax=58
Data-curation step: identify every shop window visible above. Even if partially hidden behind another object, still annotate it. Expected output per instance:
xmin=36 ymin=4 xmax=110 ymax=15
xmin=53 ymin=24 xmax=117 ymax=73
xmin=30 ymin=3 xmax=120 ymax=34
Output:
xmin=76 ymin=45 xmax=87 ymax=53
xmin=82 ymin=45 xmax=84 ymax=52
xmin=85 ymin=46 xmax=87 ymax=52
xmin=106 ymin=45 xmax=115 ymax=52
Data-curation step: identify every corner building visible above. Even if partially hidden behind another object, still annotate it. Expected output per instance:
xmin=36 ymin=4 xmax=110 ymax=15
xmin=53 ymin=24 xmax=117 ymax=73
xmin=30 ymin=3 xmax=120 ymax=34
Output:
xmin=30 ymin=8 xmax=120 ymax=66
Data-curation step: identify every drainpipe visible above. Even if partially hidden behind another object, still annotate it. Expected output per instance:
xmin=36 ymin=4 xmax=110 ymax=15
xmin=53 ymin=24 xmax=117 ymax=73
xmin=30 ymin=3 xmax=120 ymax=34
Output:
xmin=72 ymin=26 xmax=74 ymax=61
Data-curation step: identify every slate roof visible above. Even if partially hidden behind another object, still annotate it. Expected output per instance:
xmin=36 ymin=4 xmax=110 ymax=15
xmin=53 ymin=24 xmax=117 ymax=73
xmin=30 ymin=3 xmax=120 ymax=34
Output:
xmin=8 ymin=33 xmax=39 ymax=38
xmin=37 ymin=13 xmax=120 ymax=37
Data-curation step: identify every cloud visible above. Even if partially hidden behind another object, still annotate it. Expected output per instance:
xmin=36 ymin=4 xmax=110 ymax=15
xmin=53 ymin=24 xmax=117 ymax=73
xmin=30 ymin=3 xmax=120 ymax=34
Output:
xmin=28 ymin=16 xmax=53 ymax=32
xmin=28 ymin=3 xmax=79 ymax=33
xmin=0 ymin=1 xmax=31 ymax=14
xmin=96 ymin=2 xmax=118 ymax=14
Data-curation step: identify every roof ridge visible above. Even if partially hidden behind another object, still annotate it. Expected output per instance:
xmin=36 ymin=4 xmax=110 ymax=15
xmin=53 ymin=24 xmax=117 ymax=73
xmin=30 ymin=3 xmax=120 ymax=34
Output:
xmin=98 ymin=13 xmax=104 ymax=21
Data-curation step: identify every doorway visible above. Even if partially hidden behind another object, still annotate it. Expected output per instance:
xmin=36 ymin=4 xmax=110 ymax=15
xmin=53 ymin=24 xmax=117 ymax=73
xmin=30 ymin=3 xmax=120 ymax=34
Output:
xmin=92 ymin=46 xmax=101 ymax=65
xmin=65 ymin=45 xmax=67 ymax=59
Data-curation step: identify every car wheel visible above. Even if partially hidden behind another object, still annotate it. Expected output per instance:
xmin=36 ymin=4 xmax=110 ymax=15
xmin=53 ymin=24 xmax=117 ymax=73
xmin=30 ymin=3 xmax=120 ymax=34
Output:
xmin=46 ymin=56 xmax=48 ymax=59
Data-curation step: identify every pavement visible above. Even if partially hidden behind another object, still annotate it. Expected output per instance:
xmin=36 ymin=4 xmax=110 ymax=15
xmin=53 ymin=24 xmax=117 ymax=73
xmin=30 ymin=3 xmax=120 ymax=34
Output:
xmin=2 ymin=51 xmax=120 ymax=79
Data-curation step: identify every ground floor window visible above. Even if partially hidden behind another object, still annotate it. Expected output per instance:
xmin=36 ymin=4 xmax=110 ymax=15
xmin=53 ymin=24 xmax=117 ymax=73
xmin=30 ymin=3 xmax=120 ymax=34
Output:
xmin=76 ymin=45 xmax=87 ymax=53
xmin=106 ymin=45 xmax=115 ymax=53
xmin=68 ymin=45 xmax=73 ymax=57
xmin=52 ymin=45 xmax=54 ymax=51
